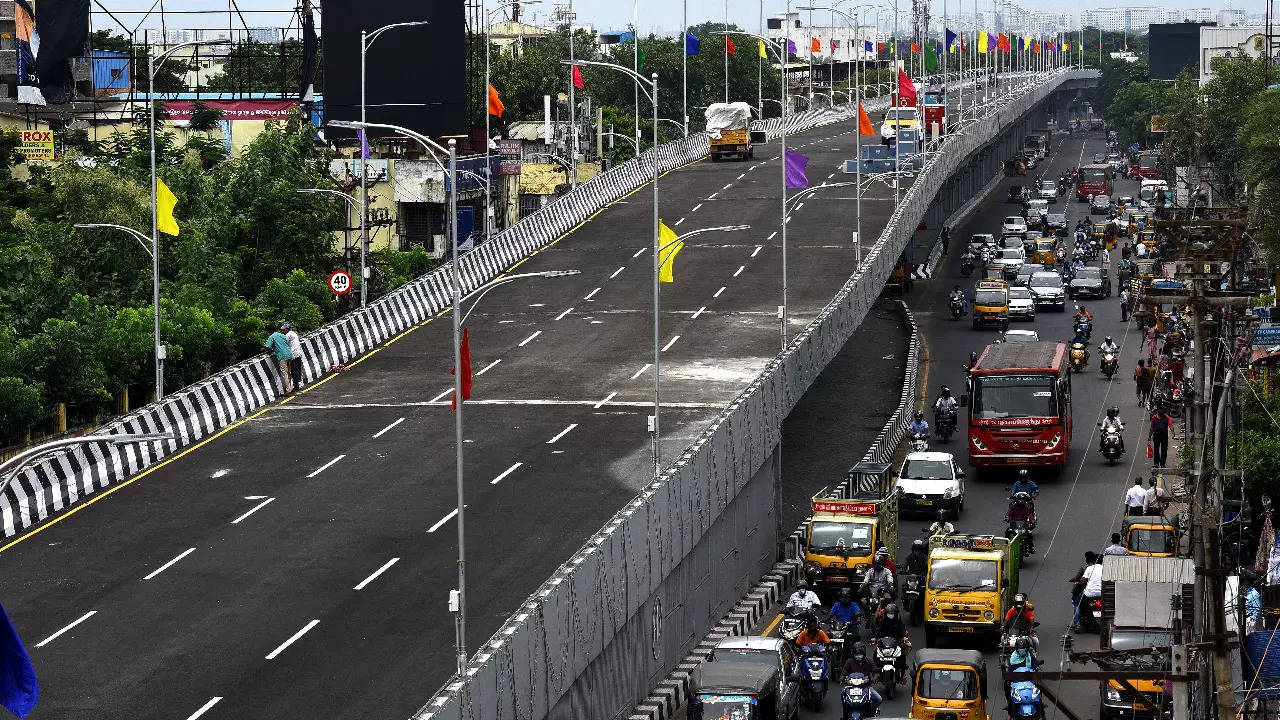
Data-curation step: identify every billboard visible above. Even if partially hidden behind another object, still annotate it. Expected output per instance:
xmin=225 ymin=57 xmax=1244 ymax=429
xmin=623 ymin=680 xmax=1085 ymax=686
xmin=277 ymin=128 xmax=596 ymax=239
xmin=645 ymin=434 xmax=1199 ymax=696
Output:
xmin=17 ymin=130 xmax=54 ymax=160
xmin=11 ymin=0 xmax=90 ymax=105
xmin=1150 ymin=22 xmax=1213 ymax=81
xmin=321 ymin=0 xmax=466 ymax=139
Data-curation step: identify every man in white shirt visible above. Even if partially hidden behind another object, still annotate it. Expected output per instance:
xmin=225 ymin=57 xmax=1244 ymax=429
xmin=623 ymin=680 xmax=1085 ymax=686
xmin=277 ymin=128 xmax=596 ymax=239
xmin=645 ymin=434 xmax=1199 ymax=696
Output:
xmin=284 ymin=323 xmax=304 ymax=391
xmin=1102 ymin=532 xmax=1128 ymax=556
xmin=1072 ymin=552 xmax=1104 ymax=630
xmin=786 ymin=580 xmax=822 ymax=615
xmin=1144 ymin=478 xmax=1171 ymax=517
xmin=1124 ymin=477 xmax=1147 ymax=516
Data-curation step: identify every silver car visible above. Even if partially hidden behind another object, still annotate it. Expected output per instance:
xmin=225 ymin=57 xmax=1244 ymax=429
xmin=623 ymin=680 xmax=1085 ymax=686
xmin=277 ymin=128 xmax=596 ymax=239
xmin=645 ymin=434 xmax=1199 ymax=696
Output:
xmin=1029 ymin=271 xmax=1066 ymax=309
xmin=1008 ymin=285 xmax=1036 ymax=320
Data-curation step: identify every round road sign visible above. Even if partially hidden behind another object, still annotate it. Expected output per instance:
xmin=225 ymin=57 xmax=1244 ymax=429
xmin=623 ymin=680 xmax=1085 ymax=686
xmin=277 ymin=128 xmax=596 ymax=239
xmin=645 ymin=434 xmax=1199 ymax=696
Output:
xmin=328 ymin=270 xmax=353 ymax=295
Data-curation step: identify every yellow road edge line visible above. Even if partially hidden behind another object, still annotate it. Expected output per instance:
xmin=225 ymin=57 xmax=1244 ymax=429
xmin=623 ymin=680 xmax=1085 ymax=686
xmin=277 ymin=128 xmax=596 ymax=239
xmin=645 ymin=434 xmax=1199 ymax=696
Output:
xmin=761 ymin=613 xmax=784 ymax=637
xmin=0 ymin=154 xmax=713 ymax=551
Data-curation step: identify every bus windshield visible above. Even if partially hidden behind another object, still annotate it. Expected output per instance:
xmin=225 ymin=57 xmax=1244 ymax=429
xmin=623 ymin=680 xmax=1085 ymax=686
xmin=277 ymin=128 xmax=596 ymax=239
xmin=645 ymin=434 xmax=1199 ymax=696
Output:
xmin=1139 ymin=155 xmax=1159 ymax=170
xmin=972 ymin=374 xmax=1058 ymax=419
xmin=1079 ymin=167 xmax=1108 ymax=185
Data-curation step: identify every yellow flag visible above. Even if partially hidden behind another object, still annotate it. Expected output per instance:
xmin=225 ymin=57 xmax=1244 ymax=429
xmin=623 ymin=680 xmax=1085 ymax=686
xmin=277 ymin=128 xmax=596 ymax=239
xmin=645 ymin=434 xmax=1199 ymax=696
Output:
xmin=156 ymin=178 xmax=180 ymax=236
xmin=758 ymin=40 xmax=768 ymax=59
xmin=978 ymin=31 xmax=989 ymax=54
xmin=657 ymin=220 xmax=683 ymax=283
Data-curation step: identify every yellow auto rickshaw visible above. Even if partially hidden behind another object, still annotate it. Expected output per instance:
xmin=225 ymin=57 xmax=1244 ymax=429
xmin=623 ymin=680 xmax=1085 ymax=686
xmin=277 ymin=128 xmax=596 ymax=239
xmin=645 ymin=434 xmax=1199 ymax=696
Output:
xmin=1128 ymin=213 xmax=1150 ymax=236
xmin=1090 ymin=222 xmax=1108 ymax=242
xmin=1138 ymin=229 xmax=1157 ymax=249
xmin=1032 ymin=238 xmax=1057 ymax=266
xmin=1136 ymin=258 xmax=1156 ymax=282
xmin=911 ymin=649 xmax=991 ymax=720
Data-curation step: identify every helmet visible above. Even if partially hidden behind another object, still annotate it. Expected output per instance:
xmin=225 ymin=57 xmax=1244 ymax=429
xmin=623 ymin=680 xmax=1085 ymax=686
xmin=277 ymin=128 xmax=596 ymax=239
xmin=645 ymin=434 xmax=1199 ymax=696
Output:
xmin=884 ymin=603 xmax=899 ymax=619
xmin=805 ymin=615 xmax=818 ymax=629
xmin=797 ymin=579 xmax=809 ymax=590
xmin=1015 ymin=636 xmax=1032 ymax=651
xmin=915 ymin=411 xmax=924 ymax=422
xmin=1080 ymin=305 xmax=1087 ymax=313
xmin=953 ymin=284 xmax=961 ymax=291
xmin=853 ymin=642 xmax=867 ymax=660
xmin=871 ymin=554 xmax=884 ymax=568
xmin=912 ymin=539 xmax=925 ymax=551
xmin=1013 ymin=593 xmax=1027 ymax=606
xmin=1105 ymin=335 xmax=1113 ymax=344
xmin=940 ymin=385 xmax=951 ymax=398
xmin=1107 ymin=406 xmax=1119 ymax=418
xmin=839 ymin=588 xmax=853 ymax=600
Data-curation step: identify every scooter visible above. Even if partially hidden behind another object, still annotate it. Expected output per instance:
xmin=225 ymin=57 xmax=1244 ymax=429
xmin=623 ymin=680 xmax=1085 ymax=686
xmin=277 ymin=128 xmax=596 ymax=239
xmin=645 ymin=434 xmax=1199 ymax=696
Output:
xmin=873 ymin=637 xmax=905 ymax=699
xmin=960 ymin=253 xmax=975 ymax=277
xmin=1078 ymin=596 xmax=1103 ymax=633
xmin=909 ymin=432 xmax=929 ymax=453
xmin=998 ymin=626 xmax=1040 ymax=672
xmin=779 ymin=609 xmax=809 ymax=644
xmin=1069 ymin=342 xmax=1089 ymax=373
xmin=1073 ymin=319 xmax=1092 ymax=343
xmin=1009 ymin=667 xmax=1047 ymax=719
xmin=800 ymin=644 xmax=830 ymax=711
xmin=1100 ymin=350 xmax=1118 ymax=379
xmin=935 ymin=408 xmax=957 ymax=443
xmin=840 ymin=673 xmax=880 ymax=720
xmin=950 ymin=296 xmax=965 ymax=320
xmin=1099 ymin=424 xmax=1125 ymax=464
xmin=901 ymin=574 xmax=924 ymax=626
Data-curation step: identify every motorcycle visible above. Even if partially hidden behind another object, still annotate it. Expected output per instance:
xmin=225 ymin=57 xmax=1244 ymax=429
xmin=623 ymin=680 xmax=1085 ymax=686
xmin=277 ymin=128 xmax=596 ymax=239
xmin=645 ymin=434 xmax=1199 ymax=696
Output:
xmin=1100 ymin=425 xmax=1124 ymax=465
xmin=1100 ymin=350 xmax=1118 ymax=379
xmin=827 ymin=621 xmax=854 ymax=675
xmin=874 ymin=637 xmax=906 ymax=699
xmin=799 ymin=644 xmax=830 ymax=711
xmin=1005 ymin=517 xmax=1037 ymax=557
xmin=1069 ymin=342 xmax=1089 ymax=373
xmin=1079 ymin=596 xmax=1103 ymax=633
xmin=949 ymin=295 xmax=965 ymax=320
xmin=998 ymin=626 xmax=1040 ymax=672
xmin=841 ymin=673 xmax=879 ymax=720
xmin=909 ymin=432 xmax=929 ymax=453
xmin=1086 ymin=240 xmax=1099 ymax=261
xmin=1009 ymin=667 xmax=1047 ymax=719
xmin=779 ymin=609 xmax=809 ymax=644
xmin=935 ymin=408 xmax=957 ymax=443
xmin=960 ymin=253 xmax=975 ymax=277
xmin=901 ymin=574 xmax=924 ymax=626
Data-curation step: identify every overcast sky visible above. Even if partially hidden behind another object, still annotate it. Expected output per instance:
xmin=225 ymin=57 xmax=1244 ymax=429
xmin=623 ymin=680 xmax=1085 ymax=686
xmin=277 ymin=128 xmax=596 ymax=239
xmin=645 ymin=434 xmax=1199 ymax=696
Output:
xmin=96 ymin=0 xmax=1253 ymax=36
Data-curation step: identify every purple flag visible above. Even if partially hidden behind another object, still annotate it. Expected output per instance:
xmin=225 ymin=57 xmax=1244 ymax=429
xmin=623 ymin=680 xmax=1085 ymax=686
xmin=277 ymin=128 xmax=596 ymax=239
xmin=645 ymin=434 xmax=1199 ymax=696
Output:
xmin=786 ymin=39 xmax=798 ymax=56
xmin=784 ymin=151 xmax=809 ymax=190
xmin=358 ymin=128 xmax=370 ymax=159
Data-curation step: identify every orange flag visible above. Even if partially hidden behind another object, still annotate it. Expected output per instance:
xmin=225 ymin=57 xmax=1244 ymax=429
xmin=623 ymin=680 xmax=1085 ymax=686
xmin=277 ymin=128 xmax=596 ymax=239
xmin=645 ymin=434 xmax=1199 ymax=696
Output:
xmin=911 ymin=42 xmax=920 ymax=53
xmin=727 ymin=37 xmax=737 ymax=54
xmin=487 ymin=85 xmax=504 ymax=117
xmin=857 ymin=103 xmax=875 ymax=136
xmin=811 ymin=37 xmax=821 ymax=53
xmin=450 ymin=328 xmax=473 ymax=411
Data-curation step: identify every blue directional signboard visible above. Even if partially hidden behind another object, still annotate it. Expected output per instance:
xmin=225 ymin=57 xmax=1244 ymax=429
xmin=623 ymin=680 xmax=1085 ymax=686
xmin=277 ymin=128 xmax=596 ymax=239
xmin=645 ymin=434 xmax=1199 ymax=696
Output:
xmin=1253 ymin=326 xmax=1280 ymax=346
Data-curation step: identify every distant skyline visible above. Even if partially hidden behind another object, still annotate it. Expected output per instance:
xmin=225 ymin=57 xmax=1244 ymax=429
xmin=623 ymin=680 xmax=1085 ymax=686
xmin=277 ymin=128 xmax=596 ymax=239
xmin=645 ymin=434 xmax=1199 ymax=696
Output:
xmin=97 ymin=0 xmax=1260 ymax=36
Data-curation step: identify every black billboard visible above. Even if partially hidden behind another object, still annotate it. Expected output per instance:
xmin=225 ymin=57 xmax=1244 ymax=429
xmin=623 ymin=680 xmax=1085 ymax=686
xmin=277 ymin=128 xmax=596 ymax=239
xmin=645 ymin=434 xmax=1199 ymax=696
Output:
xmin=322 ymin=0 xmax=466 ymax=138
xmin=1149 ymin=22 xmax=1213 ymax=81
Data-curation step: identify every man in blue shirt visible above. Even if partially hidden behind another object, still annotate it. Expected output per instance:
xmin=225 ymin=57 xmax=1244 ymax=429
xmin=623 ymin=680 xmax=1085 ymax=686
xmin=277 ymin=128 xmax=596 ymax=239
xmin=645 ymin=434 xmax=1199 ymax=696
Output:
xmin=264 ymin=324 xmax=295 ymax=393
xmin=907 ymin=411 xmax=929 ymax=437
xmin=1010 ymin=470 xmax=1039 ymax=498
xmin=828 ymin=588 xmax=861 ymax=628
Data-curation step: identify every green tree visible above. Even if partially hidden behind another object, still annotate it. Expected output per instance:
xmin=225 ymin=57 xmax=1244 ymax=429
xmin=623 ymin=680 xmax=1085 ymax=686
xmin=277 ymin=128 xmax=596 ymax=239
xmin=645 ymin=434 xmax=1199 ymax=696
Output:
xmin=1240 ymin=89 xmax=1280 ymax=255
xmin=203 ymin=39 xmax=320 ymax=93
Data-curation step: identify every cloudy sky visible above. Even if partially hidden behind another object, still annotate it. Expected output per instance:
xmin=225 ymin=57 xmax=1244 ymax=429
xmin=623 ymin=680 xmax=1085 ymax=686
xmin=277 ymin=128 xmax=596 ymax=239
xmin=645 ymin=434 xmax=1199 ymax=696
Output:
xmin=96 ymin=0 xmax=1251 ymax=36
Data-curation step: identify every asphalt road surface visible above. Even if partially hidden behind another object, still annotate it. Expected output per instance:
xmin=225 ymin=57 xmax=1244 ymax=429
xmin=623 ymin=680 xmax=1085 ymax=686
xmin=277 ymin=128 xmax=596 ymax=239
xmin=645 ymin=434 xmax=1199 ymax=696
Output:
xmin=752 ymin=127 xmax=1166 ymax=720
xmin=0 ymin=101 xmax=989 ymax=718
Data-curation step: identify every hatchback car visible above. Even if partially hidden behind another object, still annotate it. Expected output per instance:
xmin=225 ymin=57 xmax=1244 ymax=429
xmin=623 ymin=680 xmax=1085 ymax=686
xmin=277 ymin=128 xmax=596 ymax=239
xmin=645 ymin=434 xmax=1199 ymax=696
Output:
xmin=1007 ymin=285 xmax=1036 ymax=320
xmin=896 ymin=451 xmax=965 ymax=516
xmin=1001 ymin=216 xmax=1028 ymax=236
xmin=1038 ymin=180 xmax=1058 ymax=199
xmin=1046 ymin=213 xmax=1068 ymax=236
xmin=1090 ymin=194 xmax=1113 ymax=215
xmin=1001 ymin=328 xmax=1041 ymax=342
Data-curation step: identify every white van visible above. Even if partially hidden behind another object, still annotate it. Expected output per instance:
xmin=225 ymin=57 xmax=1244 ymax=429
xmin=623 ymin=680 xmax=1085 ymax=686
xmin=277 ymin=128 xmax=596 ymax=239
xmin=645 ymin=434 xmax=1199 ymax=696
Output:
xmin=1139 ymin=178 xmax=1169 ymax=205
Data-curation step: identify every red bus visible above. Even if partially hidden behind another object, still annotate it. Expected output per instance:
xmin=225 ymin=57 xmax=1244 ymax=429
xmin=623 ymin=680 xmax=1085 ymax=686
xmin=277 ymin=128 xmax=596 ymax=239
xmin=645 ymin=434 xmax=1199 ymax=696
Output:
xmin=1137 ymin=151 xmax=1162 ymax=179
xmin=1076 ymin=164 xmax=1113 ymax=201
xmin=964 ymin=342 xmax=1073 ymax=472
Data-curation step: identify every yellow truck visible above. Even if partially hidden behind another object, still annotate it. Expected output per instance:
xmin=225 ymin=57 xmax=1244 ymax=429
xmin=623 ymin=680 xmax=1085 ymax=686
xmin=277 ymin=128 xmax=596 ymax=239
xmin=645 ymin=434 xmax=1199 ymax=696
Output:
xmin=803 ymin=461 xmax=900 ymax=591
xmin=923 ymin=533 xmax=1022 ymax=647
xmin=705 ymin=102 xmax=754 ymax=161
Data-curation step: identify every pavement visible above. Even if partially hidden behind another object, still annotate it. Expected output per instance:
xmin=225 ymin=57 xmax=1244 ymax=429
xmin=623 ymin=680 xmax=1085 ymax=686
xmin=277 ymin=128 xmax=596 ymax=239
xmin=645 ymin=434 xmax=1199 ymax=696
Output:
xmin=735 ymin=127 xmax=1173 ymax=720
xmin=0 ymin=101 xmax=962 ymax=720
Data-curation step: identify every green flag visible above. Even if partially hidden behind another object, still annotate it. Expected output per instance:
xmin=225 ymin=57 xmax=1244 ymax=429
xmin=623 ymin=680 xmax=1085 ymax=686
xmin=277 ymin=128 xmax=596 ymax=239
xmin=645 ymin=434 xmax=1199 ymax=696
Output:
xmin=637 ymin=46 xmax=645 ymax=74
xmin=925 ymin=44 xmax=938 ymax=71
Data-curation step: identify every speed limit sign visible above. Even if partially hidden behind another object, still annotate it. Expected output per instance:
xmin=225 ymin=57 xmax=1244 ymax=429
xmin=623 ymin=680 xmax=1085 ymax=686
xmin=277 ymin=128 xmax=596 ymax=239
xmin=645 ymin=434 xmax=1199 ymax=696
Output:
xmin=328 ymin=270 xmax=353 ymax=295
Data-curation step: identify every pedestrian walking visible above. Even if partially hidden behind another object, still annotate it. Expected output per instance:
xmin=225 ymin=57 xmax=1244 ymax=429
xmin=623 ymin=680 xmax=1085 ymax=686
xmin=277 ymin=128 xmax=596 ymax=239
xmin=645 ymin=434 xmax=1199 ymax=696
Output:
xmin=1121 ymin=242 xmax=1132 ymax=261
xmin=940 ymin=226 xmax=951 ymax=256
xmin=284 ymin=323 xmax=304 ymax=391
xmin=1149 ymin=410 xmax=1174 ymax=467
xmin=1144 ymin=477 xmax=1171 ymax=516
xmin=264 ymin=324 xmax=294 ymax=393
xmin=1119 ymin=288 xmax=1131 ymax=322
xmin=1146 ymin=325 xmax=1159 ymax=360
xmin=1124 ymin=478 xmax=1147 ymax=516
xmin=1134 ymin=359 xmax=1152 ymax=405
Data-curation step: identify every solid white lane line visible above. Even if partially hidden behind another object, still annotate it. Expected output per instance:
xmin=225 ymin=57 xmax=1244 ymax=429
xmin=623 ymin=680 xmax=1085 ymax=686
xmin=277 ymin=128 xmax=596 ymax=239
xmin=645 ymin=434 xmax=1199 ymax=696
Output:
xmin=630 ymin=364 xmax=651 ymax=380
xmin=490 ymin=462 xmax=524 ymax=485
xmin=518 ymin=330 xmax=542 ymax=347
xmin=722 ymin=184 xmax=732 ymax=190
xmin=547 ymin=424 xmax=579 ymax=444
xmin=143 ymin=548 xmax=196 ymax=581
xmin=714 ymin=286 xmax=726 ymax=297
xmin=372 ymin=417 xmax=406 ymax=438
xmin=674 ymin=217 xmax=685 ymax=226
xmin=691 ymin=203 xmax=703 ymax=212
xmin=691 ymin=306 xmax=707 ymax=320
xmin=265 ymin=619 xmax=319 ymax=660
xmin=632 ymin=247 xmax=646 ymax=258
xmin=751 ymin=246 xmax=762 ymax=258
xmin=353 ymin=557 xmax=401 ymax=590
xmin=583 ymin=287 xmax=601 ymax=300
xmin=429 ymin=388 xmax=453 ymax=403
xmin=661 ymin=336 xmax=680 ymax=352
xmin=427 ymin=507 xmax=462 ymax=533
xmin=767 ymin=231 xmax=777 ymax=240
xmin=185 ymin=697 xmax=224 ymax=720
xmin=230 ymin=498 xmax=275 ymax=525
xmin=554 ymin=307 xmax=574 ymax=321
xmin=610 ymin=266 xmax=625 ymax=279
xmin=737 ymin=173 xmax=746 ymax=180
xmin=593 ymin=391 xmax=617 ymax=409
xmin=307 ymin=454 xmax=346 ymax=478
xmin=734 ymin=265 xmax=746 ymax=277
xmin=475 ymin=359 xmax=501 ymax=376
xmin=35 ymin=611 xmax=97 ymax=648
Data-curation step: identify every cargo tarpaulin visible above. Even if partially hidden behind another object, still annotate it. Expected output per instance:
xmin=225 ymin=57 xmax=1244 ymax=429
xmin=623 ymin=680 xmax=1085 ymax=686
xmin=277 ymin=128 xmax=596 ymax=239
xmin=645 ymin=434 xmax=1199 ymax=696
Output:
xmin=163 ymin=100 xmax=299 ymax=121
xmin=704 ymin=102 xmax=752 ymax=140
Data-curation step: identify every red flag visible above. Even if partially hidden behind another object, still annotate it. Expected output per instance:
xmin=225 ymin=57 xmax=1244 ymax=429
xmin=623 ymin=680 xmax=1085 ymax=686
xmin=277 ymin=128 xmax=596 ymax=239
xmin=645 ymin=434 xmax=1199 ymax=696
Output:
xmin=997 ymin=32 xmax=1010 ymax=52
xmin=858 ymin=103 xmax=875 ymax=136
xmin=450 ymin=328 xmax=473 ymax=411
xmin=896 ymin=68 xmax=917 ymax=104
xmin=811 ymin=37 xmax=821 ymax=53
xmin=572 ymin=64 xmax=585 ymax=89
xmin=727 ymin=37 xmax=736 ymax=55
xmin=487 ymin=85 xmax=504 ymax=117
xmin=877 ymin=42 xmax=884 ymax=52
xmin=1034 ymin=42 xmax=1041 ymax=54
xmin=831 ymin=39 xmax=838 ymax=53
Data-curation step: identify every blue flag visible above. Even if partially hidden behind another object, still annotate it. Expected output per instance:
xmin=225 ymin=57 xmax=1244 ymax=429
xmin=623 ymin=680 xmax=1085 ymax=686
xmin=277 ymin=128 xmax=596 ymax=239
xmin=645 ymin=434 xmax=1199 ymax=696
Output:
xmin=945 ymin=28 xmax=957 ymax=51
xmin=685 ymin=33 xmax=699 ymax=55
xmin=0 ymin=603 xmax=36 ymax=718
xmin=865 ymin=40 xmax=874 ymax=52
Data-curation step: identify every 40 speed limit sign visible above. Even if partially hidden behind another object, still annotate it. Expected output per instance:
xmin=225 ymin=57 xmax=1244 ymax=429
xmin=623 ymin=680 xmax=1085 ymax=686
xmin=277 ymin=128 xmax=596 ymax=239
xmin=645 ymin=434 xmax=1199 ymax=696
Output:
xmin=328 ymin=270 xmax=353 ymax=295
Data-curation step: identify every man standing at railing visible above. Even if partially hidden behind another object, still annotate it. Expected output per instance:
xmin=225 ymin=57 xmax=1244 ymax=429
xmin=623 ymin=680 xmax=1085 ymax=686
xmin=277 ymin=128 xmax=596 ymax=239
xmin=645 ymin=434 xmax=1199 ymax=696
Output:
xmin=264 ymin=324 xmax=295 ymax=394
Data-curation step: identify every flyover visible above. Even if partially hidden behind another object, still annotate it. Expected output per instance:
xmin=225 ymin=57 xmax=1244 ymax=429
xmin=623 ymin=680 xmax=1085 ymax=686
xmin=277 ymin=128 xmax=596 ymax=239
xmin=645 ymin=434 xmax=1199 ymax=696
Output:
xmin=0 ymin=69 xmax=1096 ymax=720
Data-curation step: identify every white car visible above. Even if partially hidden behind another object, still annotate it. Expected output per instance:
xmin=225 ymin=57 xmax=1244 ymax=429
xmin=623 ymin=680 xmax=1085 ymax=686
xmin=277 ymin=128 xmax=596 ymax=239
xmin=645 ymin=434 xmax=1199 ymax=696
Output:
xmin=1001 ymin=328 xmax=1041 ymax=342
xmin=996 ymin=248 xmax=1025 ymax=275
xmin=1024 ymin=198 xmax=1050 ymax=220
xmin=1001 ymin=216 xmax=1028 ymax=236
xmin=896 ymin=451 xmax=965 ymax=516
xmin=1028 ymin=271 xmax=1066 ymax=309
xmin=1008 ymin=286 xmax=1036 ymax=320
xmin=1038 ymin=180 xmax=1058 ymax=199
xmin=880 ymin=106 xmax=919 ymax=141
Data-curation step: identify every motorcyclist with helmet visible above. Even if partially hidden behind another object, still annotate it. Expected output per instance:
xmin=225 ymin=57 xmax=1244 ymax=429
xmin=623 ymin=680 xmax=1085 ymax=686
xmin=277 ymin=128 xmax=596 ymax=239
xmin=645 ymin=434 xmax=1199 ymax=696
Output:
xmin=841 ymin=643 xmax=882 ymax=710
xmin=934 ymin=385 xmax=958 ymax=436
xmin=795 ymin=615 xmax=831 ymax=649
xmin=1099 ymin=406 xmax=1125 ymax=453
xmin=1009 ymin=469 xmax=1039 ymax=498
xmin=1074 ymin=304 xmax=1093 ymax=325
xmin=907 ymin=410 xmax=929 ymax=438
xmin=1099 ymin=335 xmax=1119 ymax=356
xmin=950 ymin=284 xmax=968 ymax=316
xmin=859 ymin=553 xmax=897 ymax=610
xmin=787 ymin=579 xmax=822 ymax=615
xmin=873 ymin=603 xmax=908 ymax=646
xmin=1007 ymin=636 xmax=1041 ymax=670
xmin=828 ymin=588 xmax=862 ymax=628
xmin=1002 ymin=593 xmax=1040 ymax=651
xmin=904 ymin=538 xmax=928 ymax=577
